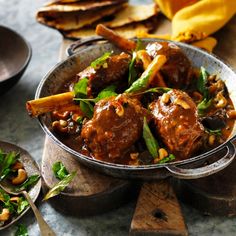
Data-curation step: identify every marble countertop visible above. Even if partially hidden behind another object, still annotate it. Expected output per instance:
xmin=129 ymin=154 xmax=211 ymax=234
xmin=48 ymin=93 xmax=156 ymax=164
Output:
xmin=1 ymin=0 xmax=236 ymax=235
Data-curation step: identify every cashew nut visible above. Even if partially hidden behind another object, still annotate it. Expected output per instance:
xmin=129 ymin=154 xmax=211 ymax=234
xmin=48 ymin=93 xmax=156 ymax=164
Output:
xmin=10 ymin=197 xmax=20 ymax=203
xmin=52 ymin=120 xmax=68 ymax=133
xmin=0 ymin=208 xmax=10 ymax=221
xmin=52 ymin=111 xmax=70 ymax=120
xmin=215 ymin=92 xmax=227 ymax=108
xmin=12 ymin=161 xmax=24 ymax=170
xmin=12 ymin=169 xmax=27 ymax=185
xmin=174 ymin=98 xmax=190 ymax=109
xmin=161 ymin=93 xmax=170 ymax=104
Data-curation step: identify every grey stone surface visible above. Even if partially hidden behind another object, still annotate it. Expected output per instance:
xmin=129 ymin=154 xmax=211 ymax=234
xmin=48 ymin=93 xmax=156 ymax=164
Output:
xmin=0 ymin=0 xmax=236 ymax=235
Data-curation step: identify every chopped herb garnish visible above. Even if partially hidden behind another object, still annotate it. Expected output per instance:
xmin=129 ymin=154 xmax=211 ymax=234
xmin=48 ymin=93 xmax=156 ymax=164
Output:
xmin=17 ymin=197 xmax=29 ymax=214
xmin=95 ymin=85 xmax=117 ymax=102
xmin=0 ymin=151 xmax=20 ymax=180
xmin=16 ymin=175 xmax=40 ymax=192
xmin=197 ymin=66 xmax=209 ymax=98
xmin=197 ymin=98 xmax=212 ymax=115
xmin=90 ymin=51 xmax=112 ymax=69
xmin=158 ymin=154 xmax=176 ymax=164
xmin=143 ymin=117 xmax=159 ymax=158
xmin=206 ymin=128 xmax=222 ymax=136
xmin=52 ymin=161 xmax=69 ymax=180
xmin=43 ymin=172 xmax=76 ymax=201
xmin=15 ymin=224 xmax=28 ymax=236
xmin=128 ymin=51 xmax=138 ymax=86
xmin=73 ymin=77 xmax=88 ymax=98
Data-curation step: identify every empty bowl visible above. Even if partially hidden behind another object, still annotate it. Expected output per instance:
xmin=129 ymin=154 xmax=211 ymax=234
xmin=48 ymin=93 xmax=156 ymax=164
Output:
xmin=0 ymin=25 xmax=32 ymax=94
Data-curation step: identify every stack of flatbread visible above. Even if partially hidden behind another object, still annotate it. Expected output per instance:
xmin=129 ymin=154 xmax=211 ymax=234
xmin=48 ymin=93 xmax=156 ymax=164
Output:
xmin=36 ymin=0 xmax=159 ymax=39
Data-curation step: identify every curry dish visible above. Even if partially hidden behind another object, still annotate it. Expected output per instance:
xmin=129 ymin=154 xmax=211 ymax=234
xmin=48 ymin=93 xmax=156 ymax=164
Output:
xmin=26 ymin=26 xmax=236 ymax=166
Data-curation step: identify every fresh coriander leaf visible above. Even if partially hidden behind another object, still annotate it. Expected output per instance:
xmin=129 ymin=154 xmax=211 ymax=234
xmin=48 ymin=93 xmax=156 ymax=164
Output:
xmin=73 ymin=77 xmax=88 ymax=98
xmin=52 ymin=162 xmax=69 ymax=180
xmin=135 ymin=39 xmax=144 ymax=51
xmin=15 ymin=224 xmax=28 ymax=236
xmin=128 ymin=51 xmax=138 ymax=86
xmin=197 ymin=67 xmax=209 ymax=98
xmin=206 ymin=128 xmax=222 ymax=136
xmin=0 ymin=149 xmax=5 ymax=163
xmin=0 ymin=151 xmax=20 ymax=180
xmin=95 ymin=85 xmax=117 ymax=102
xmin=79 ymin=101 xmax=94 ymax=119
xmin=17 ymin=197 xmax=29 ymax=214
xmin=131 ymin=87 xmax=172 ymax=97
xmin=43 ymin=172 xmax=76 ymax=201
xmin=0 ymin=188 xmax=15 ymax=213
xmin=143 ymin=117 xmax=159 ymax=158
xmin=91 ymin=51 xmax=112 ymax=69
xmin=197 ymin=98 xmax=212 ymax=115
xmin=16 ymin=175 xmax=40 ymax=191
xmin=158 ymin=154 xmax=176 ymax=164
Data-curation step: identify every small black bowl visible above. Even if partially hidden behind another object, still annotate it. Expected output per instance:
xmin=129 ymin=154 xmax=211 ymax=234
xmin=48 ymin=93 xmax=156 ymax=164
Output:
xmin=0 ymin=25 xmax=32 ymax=94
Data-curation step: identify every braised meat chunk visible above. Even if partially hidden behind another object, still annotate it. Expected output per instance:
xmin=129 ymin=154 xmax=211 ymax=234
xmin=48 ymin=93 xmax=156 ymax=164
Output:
xmin=146 ymin=42 xmax=192 ymax=88
xmin=149 ymin=89 xmax=205 ymax=159
xmin=81 ymin=94 xmax=144 ymax=161
xmin=77 ymin=52 xmax=131 ymax=96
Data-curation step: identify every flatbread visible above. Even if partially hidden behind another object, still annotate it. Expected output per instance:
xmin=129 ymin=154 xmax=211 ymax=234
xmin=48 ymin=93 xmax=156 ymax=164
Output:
xmin=101 ymin=4 xmax=159 ymax=28
xmin=36 ymin=4 xmax=125 ymax=30
xmin=62 ymin=23 xmax=151 ymax=39
xmin=40 ymin=0 xmax=127 ymax=12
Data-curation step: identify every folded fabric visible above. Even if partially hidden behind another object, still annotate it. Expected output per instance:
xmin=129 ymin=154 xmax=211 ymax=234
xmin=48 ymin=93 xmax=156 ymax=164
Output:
xmin=154 ymin=0 xmax=197 ymax=19
xmin=172 ymin=0 xmax=236 ymax=42
xmin=137 ymin=30 xmax=217 ymax=52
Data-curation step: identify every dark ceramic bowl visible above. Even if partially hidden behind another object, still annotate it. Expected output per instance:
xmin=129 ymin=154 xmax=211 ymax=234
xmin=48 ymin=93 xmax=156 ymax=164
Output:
xmin=0 ymin=25 xmax=31 ymax=94
xmin=36 ymin=38 xmax=236 ymax=180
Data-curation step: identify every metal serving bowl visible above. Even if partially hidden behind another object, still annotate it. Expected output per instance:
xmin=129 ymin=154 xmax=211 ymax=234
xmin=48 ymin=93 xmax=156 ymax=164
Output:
xmin=35 ymin=38 xmax=236 ymax=180
xmin=0 ymin=25 xmax=31 ymax=94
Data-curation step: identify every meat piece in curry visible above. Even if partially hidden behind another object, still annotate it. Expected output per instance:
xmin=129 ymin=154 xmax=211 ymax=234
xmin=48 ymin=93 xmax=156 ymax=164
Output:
xmin=149 ymin=89 xmax=205 ymax=159
xmin=146 ymin=42 xmax=192 ymax=89
xmin=81 ymin=94 xmax=145 ymax=161
xmin=77 ymin=52 xmax=131 ymax=96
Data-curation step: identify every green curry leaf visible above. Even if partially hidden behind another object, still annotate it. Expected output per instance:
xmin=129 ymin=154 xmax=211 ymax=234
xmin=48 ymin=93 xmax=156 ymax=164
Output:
xmin=43 ymin=172 xmax=76 ymax=201
xmin=90 ymin=51 xmax=112 ymax=69
xmin=128 ymin=51 xmax=138 ymax=86
xmin=143 ymin=117 xmax=159 ymax=158
xmin=95 ymin=85 xmax=117 ymax=102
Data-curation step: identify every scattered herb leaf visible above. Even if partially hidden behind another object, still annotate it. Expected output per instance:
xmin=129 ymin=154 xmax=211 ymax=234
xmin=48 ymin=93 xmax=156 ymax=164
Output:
xmin=73 ymin=77 xmax=88 ymax=98
xmin=15 ymin=224 xmax=28 ymax=236
xmin=79 ymin=101 xmax=94 ymax=119
xmin=197 ymin=66 xmax=209 ymax=98
xmin=95 ymin=85 xmax=117 ymax=102
xmin=128 ymin=51 xmax=138 ymax=86
xmin=17 ymin=197 xmax=29 ymax=214
xmin=131 ymin=87 xmax=172 ymax=97
xmin=135 ymin=39 xmax=144 ymax=51
xmin=52 ymin=162 xmax=69 ymax=180
xmin=43 ymin=172 xmax=76 ymax=201
xmin=0 ymin=151 xmax=19 ymax=180
xmin=143 ymin=117 xmax=159 ymax=158
xmin=206 ymin=128 xmax=222 ymax=136
xmin=16 ymin=175 xmax=40 ymax=192
xmin=158 ymin=154 xmax=176 ymax=164
xmin=90 ymin=51 xmax=112 ymax=69
xmin=197 ymin=98 xmax=212 ymax=114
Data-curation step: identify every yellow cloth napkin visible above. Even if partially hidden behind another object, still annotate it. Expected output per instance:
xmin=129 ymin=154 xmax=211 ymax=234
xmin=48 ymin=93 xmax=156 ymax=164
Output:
xmin=138 ymin=0 xmax=236 ymax=52
xmin=172 ymin=0 xmax=236 ymax=42
xmin=155 ymin=0 xmax=198 ymax=19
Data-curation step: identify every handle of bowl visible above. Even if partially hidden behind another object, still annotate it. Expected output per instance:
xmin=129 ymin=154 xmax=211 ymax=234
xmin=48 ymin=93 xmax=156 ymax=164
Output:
xmin=165 ymin=141 xmax=236 ymax=179
xmin=66 ymin=36 xmax=106 ymax=56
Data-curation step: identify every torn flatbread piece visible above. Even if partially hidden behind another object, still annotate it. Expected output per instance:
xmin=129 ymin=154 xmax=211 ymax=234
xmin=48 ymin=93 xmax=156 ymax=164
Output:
xmin=41 ymin=0 xmax=127 ymax=12
xmin=36 ymin=4 xmax=124 ymax=30
xmin=102 ymin=4 xmax=159 ymax=28
xmin=62 ymin=22 xmax=150 ymax=39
